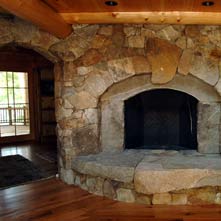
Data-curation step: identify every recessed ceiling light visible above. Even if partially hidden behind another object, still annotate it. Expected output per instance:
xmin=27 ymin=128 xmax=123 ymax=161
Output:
xmin=105 ymin=1 xmax=118 ymax=6
xmin=202 ymin=1 xmax=214 ymax=6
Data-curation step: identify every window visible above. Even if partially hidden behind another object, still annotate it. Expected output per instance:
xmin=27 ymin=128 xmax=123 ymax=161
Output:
xmin=0 ymin=71 xmax=30 ymax=137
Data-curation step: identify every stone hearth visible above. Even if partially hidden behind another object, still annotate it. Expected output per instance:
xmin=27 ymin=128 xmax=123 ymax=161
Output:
xmin=72 ymin=150 xmax=221 ymax=204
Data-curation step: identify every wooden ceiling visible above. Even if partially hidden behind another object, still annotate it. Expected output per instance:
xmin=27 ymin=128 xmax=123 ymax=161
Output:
xmin=44 ymin=0 xmax=221 ymax=13
xmin=0 ymin=0 xmax=221 ymax=39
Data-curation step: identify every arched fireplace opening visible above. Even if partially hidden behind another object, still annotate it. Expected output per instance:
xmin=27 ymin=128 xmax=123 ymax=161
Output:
xmin=124 ymin=89 xmax=198 ymax=150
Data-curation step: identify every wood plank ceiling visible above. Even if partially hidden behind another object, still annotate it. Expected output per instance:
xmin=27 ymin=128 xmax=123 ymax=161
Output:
xmin=0 ymin=0 xmax=221 ymax=38
xmin=44 ymin=0 xmax=221 ymax=12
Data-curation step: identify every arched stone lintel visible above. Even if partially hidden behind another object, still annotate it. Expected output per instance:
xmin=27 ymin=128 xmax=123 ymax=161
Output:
xmin=101 ymin=74 xmax=221 ymax=104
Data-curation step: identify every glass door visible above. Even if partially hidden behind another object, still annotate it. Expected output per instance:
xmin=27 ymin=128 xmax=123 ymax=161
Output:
xmin=0 ymin=71 xmax=31 ymax=139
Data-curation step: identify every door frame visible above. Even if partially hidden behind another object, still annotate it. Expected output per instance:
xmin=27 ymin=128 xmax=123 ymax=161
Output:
xmin=0 ymin=47 xmax=54 ymax=145
xmin=0 ymin=69 xmax=38 ymax=144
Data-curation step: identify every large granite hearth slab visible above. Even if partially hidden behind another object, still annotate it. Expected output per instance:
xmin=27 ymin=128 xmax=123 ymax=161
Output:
xmin=72 ymin=150 xmax=145 ymax=183
xmin=134 ymin=154 xmax=221 ymax=194
xmin=72 ymin=150 xmax=221 ymax=194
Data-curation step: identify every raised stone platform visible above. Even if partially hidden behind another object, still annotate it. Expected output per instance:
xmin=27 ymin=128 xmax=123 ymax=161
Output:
xmin=71 ymin=150 xmax=221 ymax=205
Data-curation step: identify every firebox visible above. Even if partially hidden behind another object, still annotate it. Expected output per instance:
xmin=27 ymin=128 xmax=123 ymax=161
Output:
xmin=124 ymin=89 xmax=198 ymax=150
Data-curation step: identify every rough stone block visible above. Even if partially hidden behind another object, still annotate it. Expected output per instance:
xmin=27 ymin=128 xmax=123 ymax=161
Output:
xmin=83 ymin=72 xmax=110 ymax=98
xmin=75 ymin=175 xmax=81 ymax=186
xmin=108 ymin=58 xmax=135 ymax=82
xmin=128 ymin=35 xmax=145 ymax=48
xmin=116 ymin=188 xmax=136 ymax=203
xmin=172 ymin=194 xmax=188 ymax=205
xmin=134 ymin=155 xmax=221 ymax=194
xmin=86 ymin=176 xmax=104 ymax=195
xmin=84 ymin=109 xmax=98 ymax=125
xmin=215 ymin=193 xmax=221 ymax=204
xmin=152 ymin=193 xmax=172 ymax=205
xmin=178 ymin=49 xmax=193 ymax=75
xmin=72 ymin=150 xmax=145 ymax=183
xmin=60 ymin=169 xmax=75 ymax=184
xmin=197 ymin=102 xmax=221 ymax=154
xmin=86 ymin=177 xmax=97 ymax=192
xmin=146 ymin=38 xmax=182 ymax=84
xmin=175 ymin=36 xmax=187 ymax=49
xmin=190 ymin=55 xmax=219 ymax=86
xmin=136 ymin=194 xmax=151 ymax=205
xmin=215 ymin=79 xmax=221 ymax=96
xmin=157 ymin=26 xmax=180 ymax=42
xmin=188 ymin=190 xmax=217 ymax=204
xmin=131 ymin=56 xmax=151 ymax=74
xmin=72 ymin=124 xmax=99 ymax=155
xmin=98 ymin=25 xmax=113 ymax=36
xmin=101 ymin=101 xmax=124 ymax=151
xmin=103 ymin=180 xmax=116 ymax=199
xmin=66 ymin=91 xmax=97 ymax=110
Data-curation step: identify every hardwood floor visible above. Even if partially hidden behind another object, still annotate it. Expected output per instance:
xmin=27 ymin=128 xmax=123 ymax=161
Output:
xmin=0 ymin=142 xmax=57 ymax=178
xmin=0 ymin=178 xmax=221 ymax=221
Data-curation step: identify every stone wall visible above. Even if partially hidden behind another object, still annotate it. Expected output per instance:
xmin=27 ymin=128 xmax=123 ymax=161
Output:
xmin=55 ymin=24 xmax=221 ymax=181
xmin=1 ymin=17 xmax=221 ymax=186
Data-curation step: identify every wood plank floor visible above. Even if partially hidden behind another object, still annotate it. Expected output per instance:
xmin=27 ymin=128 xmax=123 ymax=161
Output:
xmin=0 ymin=142 xmax=57 ymax=178
xmin=0 ymin=178 xmax=221 ymax=221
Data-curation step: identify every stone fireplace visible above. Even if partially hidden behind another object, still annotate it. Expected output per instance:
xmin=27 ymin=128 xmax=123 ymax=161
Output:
xmin=1 ymin=18 xmax=220 ymax=205
xmin=100 ymin=74 xmax=221 ymax=154
xmin=55 ymin=24 xmax=221 ymax=205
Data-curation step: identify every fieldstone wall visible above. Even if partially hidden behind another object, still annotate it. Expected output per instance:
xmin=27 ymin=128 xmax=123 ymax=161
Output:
xmin=1 ymin=17 xmax=221 ymax=189
xmin=54 ymin=23 xmax=221 ymax=181
xmin=0 ymin=17 xmax=59 ymax=62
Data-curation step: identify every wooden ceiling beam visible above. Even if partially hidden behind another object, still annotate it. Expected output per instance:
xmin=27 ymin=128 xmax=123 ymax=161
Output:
xmin=61 ymin=11 xmax=221 ymax=25
xmin=0 ymin=0 xmax=72 ymax=38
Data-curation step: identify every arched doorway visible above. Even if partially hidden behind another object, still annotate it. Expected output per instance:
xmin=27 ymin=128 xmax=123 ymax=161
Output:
xmin=0 ymin=45 xmax=57 ymax=187
xmin=0 ymin=45 xmax=55 ymax=144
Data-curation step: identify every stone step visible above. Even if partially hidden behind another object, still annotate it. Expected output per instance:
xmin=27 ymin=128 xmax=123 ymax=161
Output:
xmin=72 ymin=150 xmax=221 ymax=194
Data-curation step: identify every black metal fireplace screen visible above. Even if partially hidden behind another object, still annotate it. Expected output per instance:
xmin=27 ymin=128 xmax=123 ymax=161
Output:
xmin=124 ymin=89 xmax=198 ymax=150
